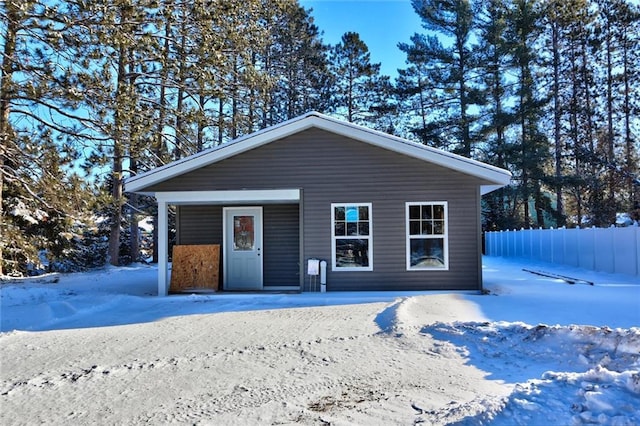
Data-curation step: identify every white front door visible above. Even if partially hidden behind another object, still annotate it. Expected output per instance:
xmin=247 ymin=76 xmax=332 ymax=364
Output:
xmin=223 ymin=207 xmax=263 ymax=290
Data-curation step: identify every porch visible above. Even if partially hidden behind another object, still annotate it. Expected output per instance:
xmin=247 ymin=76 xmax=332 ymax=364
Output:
xmin=156 ymin=189 xmax=302 ymax=296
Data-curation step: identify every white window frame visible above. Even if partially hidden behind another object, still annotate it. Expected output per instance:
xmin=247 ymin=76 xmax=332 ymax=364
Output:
xmin=406 ymin=202 xmax=449 ymax=271
xmin=331 ymin=202 xmax=373 ymax=271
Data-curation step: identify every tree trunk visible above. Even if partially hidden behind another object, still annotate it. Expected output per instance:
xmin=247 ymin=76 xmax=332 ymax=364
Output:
xmin=535 ymin=185 xmax=545 ymax=228
xmin=174 ymin=28 xmax=187 ymax=159
xmin=552 ymin=13 xmax=565 ymax=226
xmin=151 ymin=12 xmax=171 ymax=263
xmin=108 ymin=149 xmax=124 ymax=266
xmin=231 ymin=58 xmax=238 ymax=139
xmin=0 ymin=2 xmax=18 ymax=276
xmin=108 ymin=45 xmax=127 ymax=266
xmin=491 ymin=46 xmax=505 ymax=168
xmin=218 ymin=97 xmax=224 ymax=145
xmin=127 ymin=51 xmax=140 ymax=264
xmin=418 ymin=73 xmax=427 ymax=131
xmin=621 ymin=23 xmax=635 ymax=212
xmin=457 ymin=38 xmax=470 ymax=158
xmin=347 ymin=65 xmax=354 ymax=123
xmin=569 ymin=47 xmax=583 ymax=226
xmin=197 ymin=93 xmax=205 ymax=152
xmin=519 ymin=51 xmax=530 ymax=228
xmin=605 ymin=14 xmax=616 ymax=223
xmin=129 ymin=193 xmax=140 ymax=262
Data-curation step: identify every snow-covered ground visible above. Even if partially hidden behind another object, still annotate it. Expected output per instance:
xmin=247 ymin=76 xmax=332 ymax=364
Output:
xmin=0 ymin=257 xmax=638 ymax=425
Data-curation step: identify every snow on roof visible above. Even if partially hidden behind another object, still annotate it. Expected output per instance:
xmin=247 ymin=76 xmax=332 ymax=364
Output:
xmin=125 ymin=111 xmax=511 ymax=195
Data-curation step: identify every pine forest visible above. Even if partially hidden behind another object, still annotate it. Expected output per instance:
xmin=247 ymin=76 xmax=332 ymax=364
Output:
xmin=1 ymin=0 xmax=638 ymax=275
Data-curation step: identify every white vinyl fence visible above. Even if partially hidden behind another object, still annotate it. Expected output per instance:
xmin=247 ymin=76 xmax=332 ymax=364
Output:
xmin=485 ymin=225 xmax=640 ymax=277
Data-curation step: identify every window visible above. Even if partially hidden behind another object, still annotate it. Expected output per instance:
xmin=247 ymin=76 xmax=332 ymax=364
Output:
xmin=331 ymin=203 xmax=372 ymax=271
xmin=233 ymin=216 xmax=254 ymax=251
xmin=406 ymin=202 xmax=448 ymax=270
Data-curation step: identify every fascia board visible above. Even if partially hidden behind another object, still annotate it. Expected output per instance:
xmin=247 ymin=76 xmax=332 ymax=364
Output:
xmin=155 ymin=189 xmax=301 ymax=204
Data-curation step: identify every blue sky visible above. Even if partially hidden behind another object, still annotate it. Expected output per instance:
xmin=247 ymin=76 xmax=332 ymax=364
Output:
xmin=299 ymin=0 xmax=425 ymax=78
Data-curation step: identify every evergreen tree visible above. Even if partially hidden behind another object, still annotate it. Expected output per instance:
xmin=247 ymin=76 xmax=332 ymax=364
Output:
xmin=329 ymin=32 xmax=383 ymax=125
xmin=0 ymin=0 xmax=101 ymax=274
xmin=475 ymin=0 xmax=519 ymax=230
xmin=538 ymin=0 xmax=600 ymax=227
xmin=399 ymin=0 xmax=639 ymax=230
xmin=406 ymin=0 xmax=480 ymax=157
xmin=476 ymin=0 xmax=513 ymax=164
xmin=615 ymin=1 xmax=640 ymax=219
xmin=395 ymin=37 xmax=434 ymax=142
xmin=508 ymin=0 xmax=553 ymax=228
xmin=593 ymin=0 xmax=640 ymax=223
xmin=262 ymin=1 xmax=332 ymax=124
xmin=368 ymin=75 xmax=398 ymax=134
xmin=545 ymin=0 xmax=569 ymax=226
xmin=69 ymin=0 xmax=160 ymax=265
xmin=596 ymin=0 xmax=619 ymax=225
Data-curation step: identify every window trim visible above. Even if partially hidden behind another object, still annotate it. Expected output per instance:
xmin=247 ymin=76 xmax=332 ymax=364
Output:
xmin=405 ymin=202 xmax=449 ymax=271
xmin=331 ymin=202 xmax=373 ymax=272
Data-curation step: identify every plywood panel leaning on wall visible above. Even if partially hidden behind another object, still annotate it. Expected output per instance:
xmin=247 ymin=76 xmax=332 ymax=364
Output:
xmin=170 ymin=245 xmax=220 ymax=293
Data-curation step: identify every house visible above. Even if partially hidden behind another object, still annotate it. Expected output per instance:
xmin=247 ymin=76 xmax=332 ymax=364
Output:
xmin=125 ymin=112 xmax=511 ymax=295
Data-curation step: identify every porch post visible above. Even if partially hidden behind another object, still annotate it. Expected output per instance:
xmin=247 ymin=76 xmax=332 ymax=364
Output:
xmin=157 ymin=199 xmax=169 ymax=296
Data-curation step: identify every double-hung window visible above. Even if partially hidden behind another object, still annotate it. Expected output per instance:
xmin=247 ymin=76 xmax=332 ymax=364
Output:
xmin=331 ymin=203 xmax=372 ymax=271
xmin=406 ymin=202 xmax=448 ymax=270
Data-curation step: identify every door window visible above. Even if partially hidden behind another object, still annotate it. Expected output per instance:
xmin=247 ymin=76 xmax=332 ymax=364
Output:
xmin=233 ymin=215 xmax=255 ymax=251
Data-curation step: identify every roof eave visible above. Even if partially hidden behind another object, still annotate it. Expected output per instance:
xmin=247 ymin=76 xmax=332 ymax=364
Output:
xmin=480 ymin=183 xmax=510 ymax=196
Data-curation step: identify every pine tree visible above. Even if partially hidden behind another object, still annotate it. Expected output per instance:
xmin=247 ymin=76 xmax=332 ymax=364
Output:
xmin=615 ymin=1 xmax=640 ymax=219
xmin=537 ymin=0 xmax=594 ymax=227
xmin=545 ymin=0 xmax=568 ymax=226
xmin=477 ymin=0 xmax=513 ymax=170
xmin=476 ymin=0 xmax=519 ymax=230
xmin=597 ymin=0 xmax=619 ymax=225
xmin=368 ymin=75 xmax=398 ymax=134
xmin=508 ymin=0 xmax=553 ymax=227
xmin=70 ymin=0 xmax=160 ymax=265
xmin=0 ymin=0 xmax=101 ymax=274
xmin=593 ymin=0 xmax=640 ymax=223
xmin=395 ymin=38 xmax=433 ymax=142
xmin=329 ymin=32 xmax=383 ymax=125
xmin=558 ymin=0 xmax=597 ymax=226
xmin=407 ymin=0 xmax=480 ymax=157
xmin=262 ymin=1 xmax=332 ymax=124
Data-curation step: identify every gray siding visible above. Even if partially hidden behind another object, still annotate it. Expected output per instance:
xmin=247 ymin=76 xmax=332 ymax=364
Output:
xmin=177 ymin=204 xmax=299 ymax=288
xmin=263 ymin=204 xmax=300 ymax=287
xmin=177 ymin=205 xmax=222 ymax=246
xmin=156 ymin=128 xmax=483 ymax=291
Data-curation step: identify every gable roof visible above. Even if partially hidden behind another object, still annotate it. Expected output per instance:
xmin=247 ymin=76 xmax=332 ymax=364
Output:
xmin=125 ymin=111 xmax=511 ymax=195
